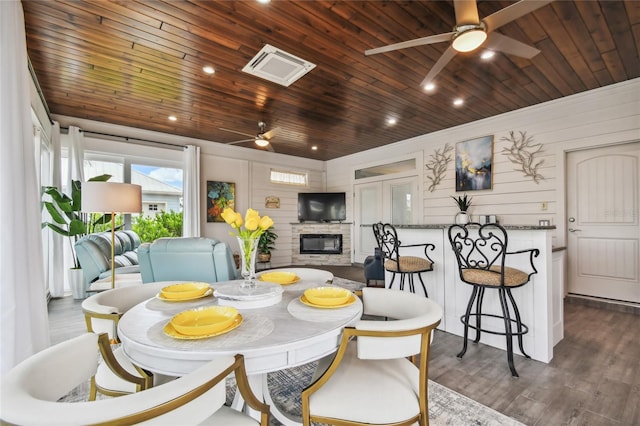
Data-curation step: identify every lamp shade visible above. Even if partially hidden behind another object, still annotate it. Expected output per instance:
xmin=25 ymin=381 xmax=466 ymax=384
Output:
xmin=82 ymin=182 xmax=142 ymax=213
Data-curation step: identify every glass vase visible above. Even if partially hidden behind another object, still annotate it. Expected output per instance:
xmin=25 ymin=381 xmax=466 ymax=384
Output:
xmin=237 ymin=236 xmax=259 ymax=288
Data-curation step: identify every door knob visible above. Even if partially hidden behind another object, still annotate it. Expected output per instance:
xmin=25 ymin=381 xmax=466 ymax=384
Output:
xmin=568 ymin=228 xmax=582 ymax=232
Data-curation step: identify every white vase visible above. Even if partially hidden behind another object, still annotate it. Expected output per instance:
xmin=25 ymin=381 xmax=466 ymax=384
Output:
xmin=237 ymin=236 xmax=259 ymax=288
xmin=68 ymin=268 xmax=86 ymax=300
xmin=455 ymin=211 xmax=470 ymax=225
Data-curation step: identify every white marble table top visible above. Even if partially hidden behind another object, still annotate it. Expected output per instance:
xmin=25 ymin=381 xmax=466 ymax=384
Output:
xmin=118 ymin=270 xmax=363 ymax=377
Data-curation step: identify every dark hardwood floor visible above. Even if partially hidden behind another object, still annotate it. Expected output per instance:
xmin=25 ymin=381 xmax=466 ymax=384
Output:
xmin=48 ymin=265 xmax=639 ymax=426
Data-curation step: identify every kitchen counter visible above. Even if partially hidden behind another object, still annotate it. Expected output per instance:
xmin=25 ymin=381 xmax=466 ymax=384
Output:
xmin=388 ymin=223 xmax=556 ymax=231
xmin=369 ymin=224 xmax=563 ymax=363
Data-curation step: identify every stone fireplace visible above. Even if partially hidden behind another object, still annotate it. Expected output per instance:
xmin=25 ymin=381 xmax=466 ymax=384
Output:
xmin=291 ymin=223 xmax=351 ymax=266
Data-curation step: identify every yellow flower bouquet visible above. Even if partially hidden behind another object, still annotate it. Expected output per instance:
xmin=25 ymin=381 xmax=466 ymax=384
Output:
xmin=221 ymin=208 xmax=274 ymax=287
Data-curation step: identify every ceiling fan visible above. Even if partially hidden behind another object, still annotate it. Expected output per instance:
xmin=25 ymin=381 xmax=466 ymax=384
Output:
xmin=365 ymin=0 xmax=552 ymax=88
xmin=219 ymin=121 xmax=280 ymax=152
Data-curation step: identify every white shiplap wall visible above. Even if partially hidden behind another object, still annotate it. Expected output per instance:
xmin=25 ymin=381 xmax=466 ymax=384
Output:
xmin=327 ymin=78 xmax=640 ymax=249
xmin=51 ymin=79 xmax=639 ymax=264
xmin=250 ymin=161 xmax=324 ymax=267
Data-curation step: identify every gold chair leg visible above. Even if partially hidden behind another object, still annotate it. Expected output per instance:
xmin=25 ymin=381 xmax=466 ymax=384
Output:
xmin=89 ymin=377 xmax=98 ymax=401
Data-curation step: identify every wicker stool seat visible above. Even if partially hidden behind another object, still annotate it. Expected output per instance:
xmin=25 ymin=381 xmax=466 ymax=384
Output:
xmin=448 ymin=223 xmax=539 ymax=377
xmin=384 ymin=256 xmax=433 ymax=273
xmin=462 ymin=266 xmax=530 ymax=287
xmin=373 ymin=222 xmax=435 ymax=297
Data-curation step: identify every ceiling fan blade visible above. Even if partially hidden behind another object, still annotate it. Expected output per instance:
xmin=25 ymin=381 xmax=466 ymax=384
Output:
xmin=263 ymin=126 xmax=280 ymax=140
xmin=420 ymin=46 xmax=457 ymax=87
xmin=219 ymin=127 xmax=255 ymax=138
xmin=454 ymin=0 xmax=481 ymax=26
xmin=485 ymin=32 xmax=540 ymax=59
xmin=365 ymin=33 xmax=454 ymax=56
xmin=483 ymin=0 xmax=553 ymax=32
xmin=225 ymin=138 xmax=254 ymax=145
xmin=264 ymin=143 xmax=275 ymax=153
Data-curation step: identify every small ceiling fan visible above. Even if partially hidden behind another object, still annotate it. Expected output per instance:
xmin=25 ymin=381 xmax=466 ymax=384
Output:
xmin=365 ymin=0 xmax=553 ymax=88
xmin=220 ymin=121 xmax=280 ymax=152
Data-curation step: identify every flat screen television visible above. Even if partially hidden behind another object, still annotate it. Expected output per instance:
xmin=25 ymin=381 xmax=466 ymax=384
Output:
xmin=297 ymin=192 xmax=346 ymax=223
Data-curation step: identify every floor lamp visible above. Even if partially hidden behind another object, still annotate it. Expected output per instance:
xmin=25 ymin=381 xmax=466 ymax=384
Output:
xmin=82 ymin=182 xmax=142 ymax=289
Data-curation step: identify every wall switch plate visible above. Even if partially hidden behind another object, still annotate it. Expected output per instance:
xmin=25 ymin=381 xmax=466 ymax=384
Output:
xmin=541 ymin=202 xmax=548 ymax=211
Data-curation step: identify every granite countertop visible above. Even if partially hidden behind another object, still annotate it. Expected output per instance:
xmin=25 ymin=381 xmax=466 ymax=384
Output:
xmin=361 ymin=223 xmax=557 ymax=230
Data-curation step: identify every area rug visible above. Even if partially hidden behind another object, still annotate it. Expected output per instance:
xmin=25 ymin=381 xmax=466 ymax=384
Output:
xmin=61 ymin=360 xmax=522 ymax=426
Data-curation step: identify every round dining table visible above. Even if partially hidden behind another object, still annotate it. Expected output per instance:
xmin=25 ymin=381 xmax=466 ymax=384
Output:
xmin=118 ymin=268 xmax=363 ymax=425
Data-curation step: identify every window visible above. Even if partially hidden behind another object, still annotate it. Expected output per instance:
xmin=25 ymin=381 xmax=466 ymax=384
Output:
xmin=355 ymin=158 xmax=416 ymax=180
xmin=270 ymin=169 xmax=308 ymax=186
xmin=132 ymin=164 xmax=183 ymax=214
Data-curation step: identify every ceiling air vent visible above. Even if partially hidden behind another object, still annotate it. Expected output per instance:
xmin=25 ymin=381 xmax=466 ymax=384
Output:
xmin=242 ymin=44 xmax=316 ymax=87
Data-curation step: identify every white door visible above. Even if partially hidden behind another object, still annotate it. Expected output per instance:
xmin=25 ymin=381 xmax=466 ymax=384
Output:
xmin=385 ymin=177 xmax=419 ymax=225
xmin=566 ymin=142 xmax=640 ymax=303
xmin=354 ymin=177 xmax=419 ymax=263
xmin=354 ymin=182 xmax=382 ymax=263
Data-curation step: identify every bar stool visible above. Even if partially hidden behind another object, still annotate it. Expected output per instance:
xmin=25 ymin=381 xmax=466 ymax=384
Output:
xmin=448 ymin=222 xmax=539 ymax=377
xmin=373 ymin=222 xmax=435 ymax=297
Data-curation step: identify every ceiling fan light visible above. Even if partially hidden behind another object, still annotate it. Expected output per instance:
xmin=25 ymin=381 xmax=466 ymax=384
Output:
xmin=255 ymin=138 xmax=269 ymax=147
xmin=452 ymin=27 xmax=487 ymax=53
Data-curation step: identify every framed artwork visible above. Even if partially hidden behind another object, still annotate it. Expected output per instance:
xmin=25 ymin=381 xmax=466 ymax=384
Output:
xmin=207 ymin=181 xmax=235 ymax=222
xmin=455 ymin=135 xmax=494 ymax=191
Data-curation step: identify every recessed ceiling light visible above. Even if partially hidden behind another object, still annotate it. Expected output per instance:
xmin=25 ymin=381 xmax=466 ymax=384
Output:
xmin=257 ymin=0 xmax=270 ymax=4
xmin=453 ymin=98 xmax=464 ymax=107
xmin=311 ymin=145 xmax=318 ymax=151
xmin=386 ymin=117 xmax=397 ymax=126
xmin=480 ymin=50 xmax=495 ymax=60
xmin=203 ymin=66 xmax=215 ymax=75
xmin=423 ymin=82 xmax=435 ymax=92
xmin=168 ymin=115 xmax=177 ymax=121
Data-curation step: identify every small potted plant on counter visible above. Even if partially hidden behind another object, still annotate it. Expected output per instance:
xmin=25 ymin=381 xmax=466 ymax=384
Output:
xmin=451 ymin=193 xmax=472 ymax=224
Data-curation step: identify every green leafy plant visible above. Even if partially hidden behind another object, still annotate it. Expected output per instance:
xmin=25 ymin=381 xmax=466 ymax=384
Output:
xmin=41 ymin=174 xmax=112 ymax=268
xmin=451 ymin=194 xmax=472 ymax=212
xmin=132 ymin=210 xmax=183 ymax=243
xmin=258 ymin=228 xmax=278 ymax=255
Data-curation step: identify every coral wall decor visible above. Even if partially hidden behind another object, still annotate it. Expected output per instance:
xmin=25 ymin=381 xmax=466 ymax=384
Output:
xmin=425 ymin=143 xmax=453 ymax=192
xmin=500 ymin=131 xmax=544 ymax=183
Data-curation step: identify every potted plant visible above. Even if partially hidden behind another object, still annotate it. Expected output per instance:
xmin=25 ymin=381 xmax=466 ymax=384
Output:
xmin=42 ymin=174 xmax=111 ymax=298
xmin=257 ymin=228 xmax=278 ymax=263
xmin=451 ymin=194 xmax=472 ymax=224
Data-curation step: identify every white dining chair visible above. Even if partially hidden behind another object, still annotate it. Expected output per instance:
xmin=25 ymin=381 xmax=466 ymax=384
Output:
xmin=301 ymin=287 xmax=442 ymax=426
xmin=81 ymin=281 xmax=170 ymax=398
xmin=1 ymin=333 xmax=270 ymax=425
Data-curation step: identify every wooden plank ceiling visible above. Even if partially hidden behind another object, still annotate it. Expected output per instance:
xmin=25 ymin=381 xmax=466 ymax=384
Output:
xmin=22 ymin=0 xmax=639 ymax=160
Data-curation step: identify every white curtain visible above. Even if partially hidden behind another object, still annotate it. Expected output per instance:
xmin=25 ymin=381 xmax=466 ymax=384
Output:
xmin=67 ymin=125 xmax=85 ymax=190
xmin=49 ymin=122 xmax=64 ymax=297
xmin=0 ymin=0 xmax=50 ymax=373
xmin=183 ymin=145 xmax=201 ymax=237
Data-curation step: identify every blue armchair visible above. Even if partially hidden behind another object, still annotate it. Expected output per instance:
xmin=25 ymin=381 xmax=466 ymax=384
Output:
xmin=137 ymin=237 xmax=238 ymax=284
